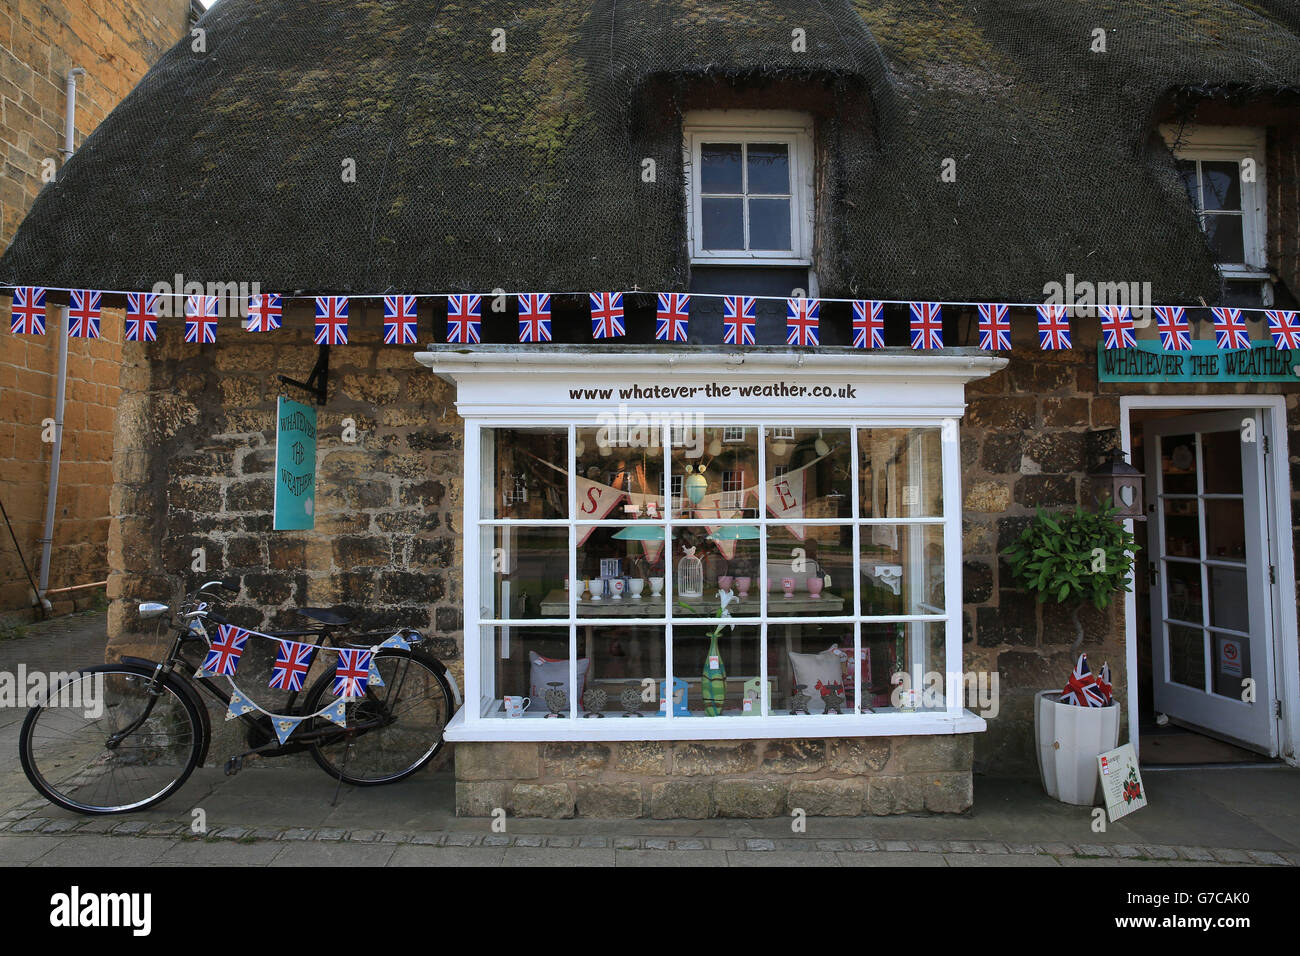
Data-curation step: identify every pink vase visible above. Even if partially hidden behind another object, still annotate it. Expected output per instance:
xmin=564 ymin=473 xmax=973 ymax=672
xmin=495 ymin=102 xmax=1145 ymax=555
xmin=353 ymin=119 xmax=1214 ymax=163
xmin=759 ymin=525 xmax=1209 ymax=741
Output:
xmin=718 ymin=575 xmax=734 ymax=592
xmin=736 ymin=576 xmax=751 ymax=598
xmin=781 ymin=577 xmax=796 ymax=599
xmin=806 ymin=577 xmax=823 ymax=599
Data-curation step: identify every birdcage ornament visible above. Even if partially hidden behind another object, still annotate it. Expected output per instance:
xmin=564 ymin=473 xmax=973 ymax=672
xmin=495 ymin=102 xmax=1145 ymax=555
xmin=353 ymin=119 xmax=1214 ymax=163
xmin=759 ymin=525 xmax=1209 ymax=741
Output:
xmin=678 ymin=546 xmax=703 ymax=598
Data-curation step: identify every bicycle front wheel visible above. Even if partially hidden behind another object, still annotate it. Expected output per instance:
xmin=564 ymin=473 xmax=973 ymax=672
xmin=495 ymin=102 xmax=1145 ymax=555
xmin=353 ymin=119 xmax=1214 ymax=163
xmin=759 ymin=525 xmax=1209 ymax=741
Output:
xmin=19 ymin=664 xmax=205 ymax=814
xmin=303 ymin=649 xmax=451 ymax=785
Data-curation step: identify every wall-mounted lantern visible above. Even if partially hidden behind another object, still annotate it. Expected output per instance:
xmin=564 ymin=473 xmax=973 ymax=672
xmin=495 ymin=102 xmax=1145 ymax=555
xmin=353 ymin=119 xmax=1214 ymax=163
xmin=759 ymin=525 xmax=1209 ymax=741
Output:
xmin=1087 ymin=449 xmax=1145 ymax=521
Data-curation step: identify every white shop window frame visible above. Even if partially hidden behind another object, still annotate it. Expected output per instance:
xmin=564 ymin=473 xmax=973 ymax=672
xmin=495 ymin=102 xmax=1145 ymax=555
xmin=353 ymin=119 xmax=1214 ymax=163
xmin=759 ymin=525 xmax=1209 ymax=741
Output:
xmin=417 ymin=350 xmax=1004 ymax=742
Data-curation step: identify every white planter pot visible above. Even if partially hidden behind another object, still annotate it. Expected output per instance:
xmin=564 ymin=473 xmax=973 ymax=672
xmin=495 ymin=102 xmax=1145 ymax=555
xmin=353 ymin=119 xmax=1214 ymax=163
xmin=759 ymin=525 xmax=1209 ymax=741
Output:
xmin=1034 ymin=690 xmax=1120 ymax=805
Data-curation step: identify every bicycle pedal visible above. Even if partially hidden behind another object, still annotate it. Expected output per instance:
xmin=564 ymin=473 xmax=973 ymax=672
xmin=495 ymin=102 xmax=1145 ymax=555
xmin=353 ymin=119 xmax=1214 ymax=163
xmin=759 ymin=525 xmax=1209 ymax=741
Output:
xmin=225 ymin=755 xmax=243 ymax=776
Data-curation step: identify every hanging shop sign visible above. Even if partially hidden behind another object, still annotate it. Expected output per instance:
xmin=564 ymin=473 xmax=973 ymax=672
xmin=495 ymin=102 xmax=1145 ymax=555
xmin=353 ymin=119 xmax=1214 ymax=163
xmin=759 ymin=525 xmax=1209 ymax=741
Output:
xmin=273 ymin=395 xmax=317 ymax=530
xmin=1098 ymin=340 xmax=1298 ymax=383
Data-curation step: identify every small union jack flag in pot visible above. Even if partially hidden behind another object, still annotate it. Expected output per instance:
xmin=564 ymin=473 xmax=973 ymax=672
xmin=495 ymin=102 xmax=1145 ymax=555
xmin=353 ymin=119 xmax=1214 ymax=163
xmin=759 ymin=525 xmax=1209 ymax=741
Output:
xmin=69 ymin=290 xmax=102 ymax=339
xmin=185 ymin=294 xmax=219 ymax=343
xmin=1154 ymin=305 xmax=1189 ymax=351
xmin=333 ymin=648 xmax=373 ymax=698
xmin=246 ymin=293 xmax=282 ymax=332
xmin=1096 ymin=661 xmax=1113 ymax=706
xmin=314 ymin=296 xmax=349 ymax=345
xmin=590 ymin=292 xmax=625 ymax=339
xmin=786 ymin=297 xmax=819 ymax=346
xmin=1036 ymin=304 xmax=1071 ymax=350
xmin=852 ymin=300 xmax=883 ymax=349
xmin=1099 ymin=305 xmax=1137 ymax=350
xmin=909 ymin=302 xmax=942 ymax=349
xmin=977 ymin=303 xmax=1011 ymax=351
xmin=518 ymin=293 xmax=551 ymax=342
xmin=1060 ymin=653 xmax=1106 ymax=707
xmin=1266 ymin=310 xmax=1300 ymax=350
xmin=383 ymin=294 xmax=418 ymax=345
xmin=268 ymin=640 xmax=317 ymax=692
xmin=125 ymin=293 xmax=159 ymax=342
xmin=10 ymin=287 xmax=45 ymax=334
xmin=723 ymin=295 xmax=756 ymax=345
xmin=1212 ymin=307 xmax=1250 ymax=350
xmin=655 ymin=293 xmax=689 ymax=342
xmin=447 ymin=294 xmax=481 ymax=344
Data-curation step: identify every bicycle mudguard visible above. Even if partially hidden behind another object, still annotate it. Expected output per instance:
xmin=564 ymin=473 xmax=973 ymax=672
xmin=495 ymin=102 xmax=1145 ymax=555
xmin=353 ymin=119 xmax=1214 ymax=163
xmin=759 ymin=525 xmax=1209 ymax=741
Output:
xmin=120 ymin=656 xmax=213 ymax=769
xmin=390 ymin=648 xmax=463 ymax=709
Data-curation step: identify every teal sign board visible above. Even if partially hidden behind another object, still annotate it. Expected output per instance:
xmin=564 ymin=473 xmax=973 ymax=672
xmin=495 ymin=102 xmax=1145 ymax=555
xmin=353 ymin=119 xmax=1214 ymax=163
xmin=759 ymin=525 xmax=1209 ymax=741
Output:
xmin=274 ymin=396 xmax=317 ymax=530
xmin=1098 ymin=340 xmax=1298 ymax=383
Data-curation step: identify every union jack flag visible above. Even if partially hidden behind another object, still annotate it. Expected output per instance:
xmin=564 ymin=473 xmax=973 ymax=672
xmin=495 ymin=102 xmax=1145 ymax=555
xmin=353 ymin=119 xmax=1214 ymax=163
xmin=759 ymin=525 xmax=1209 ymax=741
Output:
xmin=447 ymin=294 xmax=481 ymax=344
xmin=1154 ymin=306 xmax=1190 ymax=351
xmin=10 ymin=287 xmax=46 ymax=334
xmin=1096 ymin=661 xmax=1113 ymax=706
xmin=314 ymin=296 xmax=349 ymax=345
xmin=786 ymin=297 xmax=820 ymax=346
xmin=977 ymin=303 xmax=1011 ymax=351
xmin=518 ymin=293 xmax=551 ymax=342
xmin=184 ymin=295 xmax=219 ymax=343
xmin=1060 ymin=653 xmax=1106 ymax=707
xmin=1036 ymin=304 xmax=1071 ymax=350
xmin=68 ymin=290 xmax=102 ymax=339
xmin=655 ymin=293 xmax=689 ymax=342
xmin=852 ymin=300 xmax=884 ymax=349
xmin=1212 ymin=307 xmax=1250 ymax=350
xmin=268 ymin=640 xmax=317 ymax=692
xmin=909 ymin=302 xmax=942 ymax=350
xmin=1267 ymin=310 xmax=1300 ymax=350
xmin=333 ymin=648 xmax=373 ymax=698
xmin=723 ymin=296 xmax=756 ymax=346
xmin=125 ymin=293 xmax=159 ymax=342
xmin=589 ymin=292 xmax=625 ymax=339
xmin=1099 ymin=304 xmax=1136 ymax=351
xmin=383 ymin=295 xmax=418 ymax=345
xmin=246 ymin=293 xmax=282 ymax=333
xmin=203 ymin=624 xmax=249 ymax=678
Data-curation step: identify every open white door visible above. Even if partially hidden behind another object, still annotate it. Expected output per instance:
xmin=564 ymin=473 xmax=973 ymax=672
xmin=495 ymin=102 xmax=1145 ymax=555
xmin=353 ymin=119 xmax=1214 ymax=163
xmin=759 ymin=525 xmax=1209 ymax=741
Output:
xmin=1143 ymin=409 xmax=1279 ymax=756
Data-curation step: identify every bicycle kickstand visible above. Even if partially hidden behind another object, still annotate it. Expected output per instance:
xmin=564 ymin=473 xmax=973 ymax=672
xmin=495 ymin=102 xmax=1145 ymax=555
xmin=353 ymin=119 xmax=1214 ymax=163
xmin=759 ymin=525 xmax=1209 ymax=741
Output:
xmin=330 ymin=737 xmax=353 ymax=807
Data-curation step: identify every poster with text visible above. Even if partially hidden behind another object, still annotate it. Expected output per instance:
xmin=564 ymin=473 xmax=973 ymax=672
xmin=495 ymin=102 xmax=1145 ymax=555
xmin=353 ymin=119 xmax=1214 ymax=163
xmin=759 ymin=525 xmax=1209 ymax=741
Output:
xmin=274 ymin=396 xmax=317 ymax=530
xmin=1098 ymin=743 xmax=1147 ymax=823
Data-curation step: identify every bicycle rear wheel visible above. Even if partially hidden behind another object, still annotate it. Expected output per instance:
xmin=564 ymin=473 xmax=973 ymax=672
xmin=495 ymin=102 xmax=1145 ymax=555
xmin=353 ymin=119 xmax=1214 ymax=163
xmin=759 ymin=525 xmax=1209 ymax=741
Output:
xmin=303 ymin=649 xmax=452 ymax=785
xmin=19 ymin=664 xmax=205 ymax=814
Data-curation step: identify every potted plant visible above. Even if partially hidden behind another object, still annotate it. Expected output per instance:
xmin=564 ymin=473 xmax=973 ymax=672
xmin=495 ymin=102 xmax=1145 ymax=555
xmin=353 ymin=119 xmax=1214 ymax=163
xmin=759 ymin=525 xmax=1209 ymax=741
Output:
xmin=1002 ymin=502 xmax=1138 ymax=805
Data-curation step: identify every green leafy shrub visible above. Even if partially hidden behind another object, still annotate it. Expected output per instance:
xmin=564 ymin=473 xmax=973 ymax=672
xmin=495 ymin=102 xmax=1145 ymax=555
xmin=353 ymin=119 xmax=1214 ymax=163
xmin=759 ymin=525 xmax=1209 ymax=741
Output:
xmin=1002 ymin=503 xmax=1138 ymax=610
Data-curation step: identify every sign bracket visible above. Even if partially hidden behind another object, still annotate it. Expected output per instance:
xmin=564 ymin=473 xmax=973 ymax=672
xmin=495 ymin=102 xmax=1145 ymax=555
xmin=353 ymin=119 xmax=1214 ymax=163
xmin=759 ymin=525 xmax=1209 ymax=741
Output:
xmin=278 ymin=345 xmax=329 ymax=405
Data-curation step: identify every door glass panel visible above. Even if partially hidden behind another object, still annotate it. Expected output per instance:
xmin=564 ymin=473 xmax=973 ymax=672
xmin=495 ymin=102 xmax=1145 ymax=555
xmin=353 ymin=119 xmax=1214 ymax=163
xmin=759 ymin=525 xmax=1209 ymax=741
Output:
xmin=1164 ymin=559 xmax=1204 ymax=624
xmin=1204 ymin=498 xmax=1246 ymax=560
xmin=1160 ymin=434 xmax=1198 ymax=495
xmin=1167 ymin=623 xmax=1206 ymax=690
xmin=1201 ymin=431 xmax=1243 ymax=494
xmin=1210 ymin=630 xmax=1251 ymax=699
xmin=1208 ymin=565 xmax=1249 ymax=632
xmin=1162 ymin=499 xmax=1200 ymax=559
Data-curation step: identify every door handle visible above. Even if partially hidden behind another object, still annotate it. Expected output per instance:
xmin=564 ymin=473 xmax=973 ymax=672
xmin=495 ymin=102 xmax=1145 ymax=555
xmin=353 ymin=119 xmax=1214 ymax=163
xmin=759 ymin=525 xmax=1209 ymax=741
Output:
xmin=1148 ymin=561 xmax=1159 ymax=586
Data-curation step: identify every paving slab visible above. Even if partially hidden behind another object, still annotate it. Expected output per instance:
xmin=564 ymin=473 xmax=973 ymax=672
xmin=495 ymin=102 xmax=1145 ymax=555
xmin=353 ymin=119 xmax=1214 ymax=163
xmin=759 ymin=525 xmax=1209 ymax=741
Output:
xmin=501 ymin=847 xmax=616 ymax=866
xmin=28 ymin=835 xmax=169 ymax=866
xmin=268 ymin=842 xmax=397 ymax=866
xmin=834 ymin=851 xmax=948 ymax=866
xmin=388 ymin=846 xmax=506 ymax=866
xmin=614 ymin=849 xmax=730 ymax=866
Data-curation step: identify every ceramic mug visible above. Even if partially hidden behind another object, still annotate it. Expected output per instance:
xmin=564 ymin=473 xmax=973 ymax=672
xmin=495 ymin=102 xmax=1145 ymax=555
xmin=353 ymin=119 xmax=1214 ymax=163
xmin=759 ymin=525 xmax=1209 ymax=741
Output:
xmin=503 ymin=695 xmax=531 ymax=717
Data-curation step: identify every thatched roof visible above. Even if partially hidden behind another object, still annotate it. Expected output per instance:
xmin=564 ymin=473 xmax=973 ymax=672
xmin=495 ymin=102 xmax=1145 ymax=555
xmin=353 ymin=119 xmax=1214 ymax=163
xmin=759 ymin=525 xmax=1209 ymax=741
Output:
xmin=2 ymin=0 xmax=1299 ymax=303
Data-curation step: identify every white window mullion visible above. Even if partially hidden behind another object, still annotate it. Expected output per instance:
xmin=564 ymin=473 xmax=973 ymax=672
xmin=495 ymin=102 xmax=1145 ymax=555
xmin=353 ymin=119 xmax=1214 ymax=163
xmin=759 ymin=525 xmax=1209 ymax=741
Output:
xmin=757 ymin=423 xmax=769 ymax=715
xmin=942 ymin=418 xmax=963 ymax=716
xmin=850 ymin=426 xmax=863 ymax=713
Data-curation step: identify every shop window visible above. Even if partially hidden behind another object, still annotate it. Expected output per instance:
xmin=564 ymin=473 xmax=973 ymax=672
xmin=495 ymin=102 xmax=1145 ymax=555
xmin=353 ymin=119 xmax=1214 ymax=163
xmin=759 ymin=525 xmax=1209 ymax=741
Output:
xmin=473 ymin=423 xmax=957 ymax=726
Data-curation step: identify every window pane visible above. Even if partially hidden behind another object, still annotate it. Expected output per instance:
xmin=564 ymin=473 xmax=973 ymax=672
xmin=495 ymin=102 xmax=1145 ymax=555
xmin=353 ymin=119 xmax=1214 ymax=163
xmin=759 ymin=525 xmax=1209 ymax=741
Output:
xmin=1164 ymin=559 xmax=1204 ymax=624
xmin=490 ymin=626 xmax=576 ymax=718
xmin=671 ymin=426 xmax=759 ymax=518
xmin=1205 ymin=213 xmax=1245 ymax=263
xmin=1160 ymin=434 xmax=1197 ymax=495
xmin=777 ymin=623 xmax=854 ymax=714
xmin=765 ymin=427 xmax=852 ymax=519
xmin=482 ymin=427 xmax=567 ymax=519
xmin=576 ymin=524 xmax=669 ymax=617
xmin=581 ymin=626 xmax=665 ymax=714
xmin=748 ymin=197 xmax=792 ymax=251
xmin=1208 ymin=565 xmax=1249 ymax=632
xmin=673 ymin=625 xmax=761 ymax=716
xmin=1167 ymin=623 xmax=1206 ymax=690
xmin=765 ymin=525 xmax=855 ymax=618
xmin=701 ymin=197 xmax=744 ymax=250
xmin=860 ymin=524 xmax=945 ymax=616
xmin=1163 ymin=498 xmax=1200 ymax=559
xmin=1201 ymin=431 xmax=1242 ymax=494
xmin=670 ymin=528 xmax=760 ymax=620
xmin=576 ymin=425 xmax=663 ymax=519
xmin=1201 ymin=161 xmax=1241 ymax=211
xmin=1211 ymin=630 xmax=1250 ymax=698
xmin=1205 ymin=499 xmax=1246 ymax=561
xmin=858 ymin=428 xmax=943 ymax=518
xmin=747 ymin=142 xmax=790 ymax=193
xmin=1176 ymin=160 xmax=1200 ymax=212
xmin=482 ymin=526 xmax=569 ymax=619
xmin=701 ymin=143 xmax=742 ymax=193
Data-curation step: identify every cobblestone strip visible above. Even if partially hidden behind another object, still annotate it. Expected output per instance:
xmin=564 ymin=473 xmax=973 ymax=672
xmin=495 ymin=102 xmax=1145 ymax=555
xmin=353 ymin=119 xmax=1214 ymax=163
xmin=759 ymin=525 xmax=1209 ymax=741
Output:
xmin=6 ymin=819 xmax=1293 ymax=863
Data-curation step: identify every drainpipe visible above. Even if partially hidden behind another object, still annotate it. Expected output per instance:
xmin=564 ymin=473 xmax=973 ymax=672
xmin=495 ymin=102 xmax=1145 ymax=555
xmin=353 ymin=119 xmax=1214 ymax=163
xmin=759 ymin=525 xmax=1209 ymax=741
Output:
xmin=35 ymin=67 xmax=85 ymax=610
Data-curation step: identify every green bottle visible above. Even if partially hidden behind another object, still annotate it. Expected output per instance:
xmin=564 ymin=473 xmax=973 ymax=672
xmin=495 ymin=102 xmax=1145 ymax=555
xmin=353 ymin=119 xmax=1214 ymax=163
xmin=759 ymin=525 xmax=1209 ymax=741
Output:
xmin=702 ymin=630 xmax=726 ymax=716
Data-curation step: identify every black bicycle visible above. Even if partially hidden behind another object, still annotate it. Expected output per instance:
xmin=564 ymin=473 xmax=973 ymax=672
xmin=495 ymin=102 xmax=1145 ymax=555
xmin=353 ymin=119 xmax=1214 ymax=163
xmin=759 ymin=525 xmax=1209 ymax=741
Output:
xmin=18 ymin=579 xmax=460 ymax=814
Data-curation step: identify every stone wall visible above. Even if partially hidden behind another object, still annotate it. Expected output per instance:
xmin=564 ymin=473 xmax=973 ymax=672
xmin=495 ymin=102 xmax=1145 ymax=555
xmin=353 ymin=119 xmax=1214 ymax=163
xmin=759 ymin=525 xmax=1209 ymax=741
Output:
xmin=455 ymin=736 xmax=972 ymax=818
xmin=0 ymin=0 xmax=190 ymax=612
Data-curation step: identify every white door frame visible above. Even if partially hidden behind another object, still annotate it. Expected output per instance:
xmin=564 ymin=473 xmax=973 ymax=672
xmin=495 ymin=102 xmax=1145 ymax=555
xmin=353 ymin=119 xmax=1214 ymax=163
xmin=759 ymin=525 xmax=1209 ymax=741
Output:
xmin=1120 ymin=395 xmax=1299 ymax=766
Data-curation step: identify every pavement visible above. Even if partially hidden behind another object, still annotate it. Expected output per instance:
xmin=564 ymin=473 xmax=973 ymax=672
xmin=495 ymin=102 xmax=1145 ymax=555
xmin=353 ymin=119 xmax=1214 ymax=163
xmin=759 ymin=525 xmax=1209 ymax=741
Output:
xmin=0 ymin=611 xmax=1297 ymax=867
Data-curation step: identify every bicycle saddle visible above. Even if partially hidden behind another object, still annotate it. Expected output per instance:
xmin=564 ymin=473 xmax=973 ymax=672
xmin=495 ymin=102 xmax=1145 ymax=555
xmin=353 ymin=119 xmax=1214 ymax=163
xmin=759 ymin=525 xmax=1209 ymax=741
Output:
xmin=295 ymin=607 xmax=352 ymax=627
